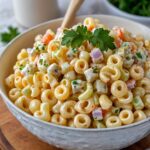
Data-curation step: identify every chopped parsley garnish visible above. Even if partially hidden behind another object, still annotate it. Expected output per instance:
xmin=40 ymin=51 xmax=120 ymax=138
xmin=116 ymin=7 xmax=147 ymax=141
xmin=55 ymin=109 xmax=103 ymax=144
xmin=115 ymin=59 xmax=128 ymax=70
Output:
xmin=114 ymin=108 xmax=120 ymax=114
xmin=132 ymin=96 xmax=144 ymax=110
xmin=71 ymin=48 xmax=78 ymax=53
xmin=42 ymin=45 xmax=46 ymax=50
xmin=0 ymin=26 xmax=20 ymax=43
xmin=112 ymin=107 xmax=120 ymax=115
xmin=94 ymin=97 xmax=99 ymax=105
xmin=39 ymin=58 xmax=49 ymax=67
xmin=136 ymin=52 xmax=143 ymax=59
xmin=44 ymin=63 xmax=49 ymax=67
xmin=133 ymin=98 xmax=139 ymax=104
xmin=62 ymin=25 xmax=115 ymax=51
xmin=35 ymin=42 xmax=46 ymax=52
xmin=39 ymin=59 xmax=49 ymax=67
xmin=24 ymin=88 xmax=31 ymax=96
xmin=39 ymin=59 xmax=43 ymax=65
xmin=92 ymin=66 xmax=99 ymax=73
xmin=72 ymin=80 xmax=78 ymax=85
xmin=19 ymin=65 xmax=25 ymax=70
xmin=126 ymin=56 xmax=130 ymax=60
xmin=122 ymin=42 xmax=129 ymax=47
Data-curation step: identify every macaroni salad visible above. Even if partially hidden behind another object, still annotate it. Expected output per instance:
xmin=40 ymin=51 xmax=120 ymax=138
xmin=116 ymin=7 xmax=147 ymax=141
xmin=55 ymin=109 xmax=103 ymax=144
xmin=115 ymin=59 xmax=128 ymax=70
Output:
xmin=5 ymin=17 xmax=150 ymax=128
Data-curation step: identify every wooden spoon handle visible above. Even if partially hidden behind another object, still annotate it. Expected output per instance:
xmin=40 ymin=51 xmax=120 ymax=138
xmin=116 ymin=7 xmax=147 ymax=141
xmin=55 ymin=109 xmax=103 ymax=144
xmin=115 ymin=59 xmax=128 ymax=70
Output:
xmin=61 ymin=0 xmax=84 ymax=28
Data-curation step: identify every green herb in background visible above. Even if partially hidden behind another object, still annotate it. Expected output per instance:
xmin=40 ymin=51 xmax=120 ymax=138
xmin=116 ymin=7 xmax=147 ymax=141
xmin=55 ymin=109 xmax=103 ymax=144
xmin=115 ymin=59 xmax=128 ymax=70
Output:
xmin=109 ymin=0 xmax=150 ymax=16
xmin=0 ymin=26 xmax=20 ymax=43
xmin=62 ymin=25 xmax=115 ymax=51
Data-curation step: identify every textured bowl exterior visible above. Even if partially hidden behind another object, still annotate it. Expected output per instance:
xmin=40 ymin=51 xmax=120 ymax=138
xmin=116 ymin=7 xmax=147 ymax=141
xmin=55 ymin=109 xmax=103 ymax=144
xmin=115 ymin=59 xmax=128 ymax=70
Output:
xmin=0 ymin=15 xmax=150 ymax=150
xmin=3 ymin=98 xmax=150 ymax=150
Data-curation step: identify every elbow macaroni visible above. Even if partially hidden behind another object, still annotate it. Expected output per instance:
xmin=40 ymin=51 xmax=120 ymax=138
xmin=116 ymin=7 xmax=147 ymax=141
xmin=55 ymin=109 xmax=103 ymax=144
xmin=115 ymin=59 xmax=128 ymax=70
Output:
xmin=34 ymin=102 xmax=51 ymax=122
xmin=9 ymin=88 xmax=22 ymax=102
xmin=51 ymin=114 xmax=67 ymax=126
xmin=5 ymin=74 xmax=15 ymax=88
xmin=41 ymin=89 xmax=57 ymax=107
xmin=78 ymin=83 xmax=93 ymax=101
xmin=54 ymin=84 xmax=70 ymax=101
xmin=107 ymin=54 xmax=123 ymax=68
xmin=29 ymin=99 xmax=41 ymax=114
xmin=100 ymin=65 xmax=121 ymax=83
xmin=15 ymin=96 xmax=31 ymax=113
xmin=75 ymin=98 xmax=95 ymax=114
xmin=74 ymin=58 xmax=89 ymax=74
xmin=60 ymin=100 xmax=76 ymax=119
xmin=130 ymin=65 xmax=144 ymax=80
xmin=119 ymin=109 xmax=134 ymax=125
xmin=134 ymin=110 xmax=146 ymax=122
xmin=111 ymin=80 xmax=128 ymax=98
xmin=74 ymin=114 xmax=91 ymax=128
xmin=106 ymin=116 xmax=121 ymax=128
xmin=99 ymin=95 xmax=112 ymax=110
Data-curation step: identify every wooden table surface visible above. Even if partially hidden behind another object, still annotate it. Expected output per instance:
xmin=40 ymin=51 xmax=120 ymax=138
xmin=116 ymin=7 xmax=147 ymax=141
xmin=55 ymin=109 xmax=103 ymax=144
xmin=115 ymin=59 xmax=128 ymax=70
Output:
xmin=0 ymin=96 xmax=150 ymax=150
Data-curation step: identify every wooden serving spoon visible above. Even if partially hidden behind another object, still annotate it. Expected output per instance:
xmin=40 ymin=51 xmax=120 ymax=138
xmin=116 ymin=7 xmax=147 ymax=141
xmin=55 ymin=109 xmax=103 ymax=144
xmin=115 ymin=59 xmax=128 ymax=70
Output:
xmin=61 ymin=0 xmax=85 ymax=29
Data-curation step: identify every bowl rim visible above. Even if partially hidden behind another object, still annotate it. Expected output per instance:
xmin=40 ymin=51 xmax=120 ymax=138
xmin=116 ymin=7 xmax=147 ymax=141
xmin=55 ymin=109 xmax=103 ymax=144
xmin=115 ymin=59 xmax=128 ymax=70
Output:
xmin=0 ymin=14 xmax=150 ymax=132
xmin=105 ymin=0 xmax=150 ymax=20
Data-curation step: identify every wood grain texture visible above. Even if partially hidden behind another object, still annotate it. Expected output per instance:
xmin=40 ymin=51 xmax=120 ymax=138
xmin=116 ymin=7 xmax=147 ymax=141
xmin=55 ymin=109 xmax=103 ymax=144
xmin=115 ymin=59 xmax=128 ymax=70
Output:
xmin=0 ymin=97 xmax=149 ymax=150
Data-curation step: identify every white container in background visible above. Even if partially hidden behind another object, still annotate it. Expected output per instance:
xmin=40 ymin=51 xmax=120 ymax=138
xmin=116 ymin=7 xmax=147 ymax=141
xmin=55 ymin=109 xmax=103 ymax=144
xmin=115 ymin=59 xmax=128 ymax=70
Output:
xmin=12 ymin=0 xmax=60 ymax=28
xmin=57 ymin=0 xmax=108 ymax=17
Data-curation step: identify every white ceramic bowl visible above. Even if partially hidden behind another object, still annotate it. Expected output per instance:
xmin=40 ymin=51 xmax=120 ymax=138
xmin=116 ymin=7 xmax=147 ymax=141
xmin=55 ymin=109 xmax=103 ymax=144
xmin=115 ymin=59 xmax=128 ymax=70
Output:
xmin=104 ymin=0 xmax=150 ymax=26
xmin=0 ymin=15 xmax=150 ymax=150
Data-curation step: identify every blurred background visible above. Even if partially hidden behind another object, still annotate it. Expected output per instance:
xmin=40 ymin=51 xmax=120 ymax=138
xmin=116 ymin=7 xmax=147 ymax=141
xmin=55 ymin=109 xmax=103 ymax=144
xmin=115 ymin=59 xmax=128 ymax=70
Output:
xmin=0 ymin=0 xmax=107 ymax=27
xmin=0 ymin=0 xmax=150 ymax=52
xmin=0 ymin=0 xmax=107 ymax=50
